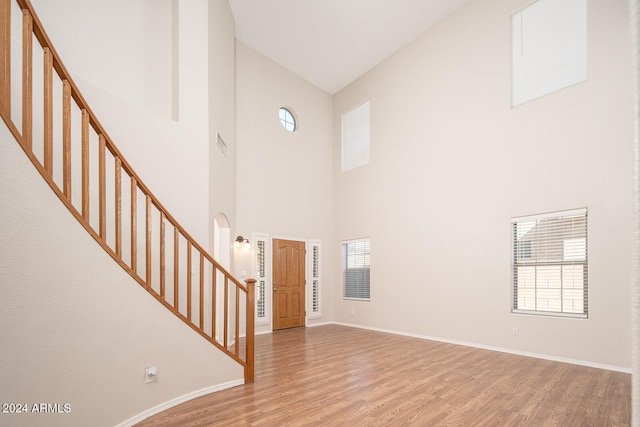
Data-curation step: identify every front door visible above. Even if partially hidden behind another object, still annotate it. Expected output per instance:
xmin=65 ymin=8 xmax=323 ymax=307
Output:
xmin=272 ymin=239 xmax=305 ymax=330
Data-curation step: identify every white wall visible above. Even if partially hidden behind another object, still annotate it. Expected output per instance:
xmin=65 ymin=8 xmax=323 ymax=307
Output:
xmin=30 ymin=0 xmax=172 ymax=117
xmin=0 ymin=0 xmax=244 ymax=425
xmin=235 ymin=43 xmax=334 ymax=330
xmin=30 ymin=0 xmax=212 ymax=247
xmin=0 ymin=126 xmax=243 ymax=427
xmin=209 ymin=0 xmax=237 ymax=252
xmin=332 ymin=0 xmax=633 ymax=369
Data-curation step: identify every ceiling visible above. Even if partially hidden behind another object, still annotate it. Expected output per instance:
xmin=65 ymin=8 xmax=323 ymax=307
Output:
xmin=228 ymin=0 xmax=470 ymax=94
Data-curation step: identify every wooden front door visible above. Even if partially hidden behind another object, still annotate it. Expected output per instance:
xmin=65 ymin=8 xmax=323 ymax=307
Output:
xmin=272 ymin=239 xmax=305 ymax=330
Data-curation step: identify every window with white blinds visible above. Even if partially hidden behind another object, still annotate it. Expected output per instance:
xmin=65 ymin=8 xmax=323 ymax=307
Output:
xmin=512 ymin=208 xmax=587 ymax=318
xmin=342 ymin=238 xmax=370 ymax=301
xmin=341 ymin=101 xmax=370 ymax=172
xmin=309 ymin=240 xmax=321 ymax=318
xmin=253 ymin=234 xmax=269 ymax=324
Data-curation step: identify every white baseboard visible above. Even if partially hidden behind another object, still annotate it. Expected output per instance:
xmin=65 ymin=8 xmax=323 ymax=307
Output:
xmin=252 ymin=320 xmax=332 ymax=334
xmin=306 ymin=321 xmax=334 ymax=328
xmin=115 ymin=379 xmax=244 ymax=427
xmin=332 ymin=321 xmax=632 ymax=374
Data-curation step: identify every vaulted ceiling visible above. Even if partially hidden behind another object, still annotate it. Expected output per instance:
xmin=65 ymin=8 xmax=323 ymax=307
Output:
xmin=228 ymin=0 xmax=470 ymax=94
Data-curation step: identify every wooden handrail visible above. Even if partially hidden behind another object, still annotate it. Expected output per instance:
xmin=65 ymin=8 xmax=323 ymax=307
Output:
xmin=0 ymin=0 xmax=255 ymax=383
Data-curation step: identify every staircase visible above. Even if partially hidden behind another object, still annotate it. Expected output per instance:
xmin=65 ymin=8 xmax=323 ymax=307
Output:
xmin=0 ymin=0 xmax=255 ymax=383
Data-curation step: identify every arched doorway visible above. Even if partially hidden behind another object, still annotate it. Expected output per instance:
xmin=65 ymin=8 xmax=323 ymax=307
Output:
xmin=213 ymin=213 xmax=231 ymax=269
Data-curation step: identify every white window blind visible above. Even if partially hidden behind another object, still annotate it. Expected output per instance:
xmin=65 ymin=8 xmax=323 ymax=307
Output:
xmin=342 ymin=238 xmax=370 ymax=301
xmin=341 ymin=101 xmax=370 ymax=172
xmin=253 ymin=234 xmax=269 ymax=324
xmin=512 ymin=208 xmax=587 ymax=318
xmin=309 ymin=240 xmax=321 ymax=318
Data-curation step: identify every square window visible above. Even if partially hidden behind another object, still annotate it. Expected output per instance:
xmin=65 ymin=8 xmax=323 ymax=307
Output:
xmin=512 ymin=0 xmax=587 ymax=106
xmin=512 ymin=209 xmax=587 ymax=318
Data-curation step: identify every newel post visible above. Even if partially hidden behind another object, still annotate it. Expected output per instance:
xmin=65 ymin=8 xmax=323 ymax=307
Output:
xmin=244 ymin=278 xmax=256 ymax=383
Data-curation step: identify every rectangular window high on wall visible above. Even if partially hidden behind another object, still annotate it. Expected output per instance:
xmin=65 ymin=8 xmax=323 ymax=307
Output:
xmin=511 ymin=0 xmax=587 ymax=106
xmin=512 ymin=208 xmax=587 ymax=318
xmin=341 ymin=101 xmax=370 ymax=172
xmin=342 ymin=238 xmax=370 ymax=301
xmin=308 ymin=240 xmax=321 ymax=319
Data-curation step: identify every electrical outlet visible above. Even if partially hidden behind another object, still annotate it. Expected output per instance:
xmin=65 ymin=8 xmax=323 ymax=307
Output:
xmin=145 ymin=366 xmax=158 ymax=383
xmin=350 ymin=308 xmax=355 ymax=315
xmin=511 ymin=327 xmax=519 ymax=336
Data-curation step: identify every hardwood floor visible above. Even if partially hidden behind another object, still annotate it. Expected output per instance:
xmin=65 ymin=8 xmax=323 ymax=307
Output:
xmin=136 ymin=324 xmax=631 ymax=426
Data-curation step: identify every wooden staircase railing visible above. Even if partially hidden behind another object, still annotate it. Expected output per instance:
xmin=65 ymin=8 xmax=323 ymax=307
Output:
xmin=0 ymin=0 xmax=255 ymax=383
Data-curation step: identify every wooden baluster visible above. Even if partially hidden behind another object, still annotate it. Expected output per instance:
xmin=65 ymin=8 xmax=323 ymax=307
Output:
xmin=21 ymin=9 xmax=32 ymax=150
xmin=224 ymin=276 xmax=229 ymax=348
xmin=244 ymin=279 xmax=256 ymax=383
xmin=160 ymin=212 xmax=165 ymax=298
xmin=1 ymin=0 xmax=258 ymax=384
xmin=79 ymin=108 xmax=89 ymax=209
xmin=212 ymin=266 xmax=217 ymax=340
xmin=0 ymin=0 xmax=10 ymax=115
xmin=130 ymin=178 xmax=137 ymax=273
xmin=98 ymin=135 xmax=106 ymax=239
xmin=43 ymin=48 xmax=52 ymax=175
xmin=174 ymin=227 xmax=179 ymax=310
xmin=62 ymin=82 xmax=72 ymax=199
xmin=235 ymin=286 xmax=240 ymax=358
xmin=145 ymin=195 xmax=151 ymax=288
xmin=114 ymin=158 xmax=122 ymax=257
xmin=199 ymin=253 xmax=204 ymax=329
xmin=187 ymin=241 xmax=192 ymax=320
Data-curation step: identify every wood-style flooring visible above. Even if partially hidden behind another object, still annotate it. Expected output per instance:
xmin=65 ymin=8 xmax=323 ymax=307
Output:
xmin=136 ymin=324 xmax=631 ymax=426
